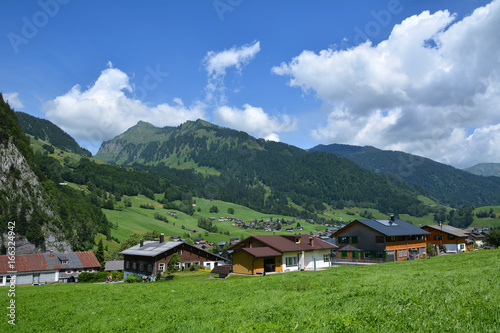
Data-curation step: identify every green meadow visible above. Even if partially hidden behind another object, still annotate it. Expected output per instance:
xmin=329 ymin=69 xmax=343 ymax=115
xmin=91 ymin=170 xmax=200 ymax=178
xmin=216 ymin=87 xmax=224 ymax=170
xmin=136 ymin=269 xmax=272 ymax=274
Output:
xmin=99 ymin=192 xmax=500 ymax=246
xmin=2 ymin=249 xmax=499 ymax=332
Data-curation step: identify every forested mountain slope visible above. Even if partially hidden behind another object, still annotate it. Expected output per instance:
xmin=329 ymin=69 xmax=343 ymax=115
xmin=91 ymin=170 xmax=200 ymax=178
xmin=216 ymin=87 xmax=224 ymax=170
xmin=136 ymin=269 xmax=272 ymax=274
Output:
xmin=309 ymin=144 xmax=500 ymax=207
xmin=464 ymin=163 xmax=500 ymax=177
xmin=16 ymin=111 xmax=92 ymax=157
xmin=95 ymin=120 xmax=428 ymax=216
xmin=0 ymin=94 xmax=109 ymax=252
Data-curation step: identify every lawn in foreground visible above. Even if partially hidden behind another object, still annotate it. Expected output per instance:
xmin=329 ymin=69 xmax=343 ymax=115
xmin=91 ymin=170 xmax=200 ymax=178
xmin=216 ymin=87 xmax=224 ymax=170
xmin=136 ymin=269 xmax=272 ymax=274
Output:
xmin=2 ymin=250 xmax=499 ymax=332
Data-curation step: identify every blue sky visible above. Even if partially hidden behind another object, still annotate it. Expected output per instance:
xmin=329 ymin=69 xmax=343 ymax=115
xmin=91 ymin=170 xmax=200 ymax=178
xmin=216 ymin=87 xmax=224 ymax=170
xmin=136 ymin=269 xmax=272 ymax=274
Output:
xmin=1 ymin=0 xmax=498 ymax=168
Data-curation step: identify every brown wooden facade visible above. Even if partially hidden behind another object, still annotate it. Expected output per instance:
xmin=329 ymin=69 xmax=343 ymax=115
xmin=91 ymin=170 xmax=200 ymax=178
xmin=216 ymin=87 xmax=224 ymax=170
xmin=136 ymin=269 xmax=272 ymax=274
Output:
xmin=333 ymin=219 xmax=429 ymax=262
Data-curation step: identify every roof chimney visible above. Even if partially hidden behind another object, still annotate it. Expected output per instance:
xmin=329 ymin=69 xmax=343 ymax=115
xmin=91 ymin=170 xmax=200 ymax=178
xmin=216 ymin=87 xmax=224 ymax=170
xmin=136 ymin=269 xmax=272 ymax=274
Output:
xmin=160 ymin=233 xmax=164 ymax=243
xmin=390 ymin=215 xmax=395 ymax=222
xmin=140 ymin=239 xmax=144 ymax=247
xmin=309 ymin=237 xmax=314 ymax=247
xmin=50 ymin=250 xmax=54 ymax=257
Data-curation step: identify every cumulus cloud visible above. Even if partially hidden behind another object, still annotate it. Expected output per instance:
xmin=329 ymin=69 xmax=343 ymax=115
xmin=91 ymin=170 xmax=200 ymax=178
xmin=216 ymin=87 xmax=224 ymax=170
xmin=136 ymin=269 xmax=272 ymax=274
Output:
xmin=204 ymin=41 xmax=260 ymax=105
xmin=4 ymin=92 xmax=24 ymax=109
xmin=214 ymin=104 xmax=297 ymax=141
xmin=273 ymin=0 xmax=500 ymax=168
xmin=44 ymin=64 xmax=206 ymax=153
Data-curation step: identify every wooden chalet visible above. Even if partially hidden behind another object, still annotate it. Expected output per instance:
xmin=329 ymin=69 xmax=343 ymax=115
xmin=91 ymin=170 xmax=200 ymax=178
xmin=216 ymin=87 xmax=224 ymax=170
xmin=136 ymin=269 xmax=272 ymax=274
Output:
xmin=422 ymin=224 xmax=473 ymax=253
xmin=120 ymin=233 xmax=228 ymax=280
xmin=331 ymin=217 xmax=429 ymax=262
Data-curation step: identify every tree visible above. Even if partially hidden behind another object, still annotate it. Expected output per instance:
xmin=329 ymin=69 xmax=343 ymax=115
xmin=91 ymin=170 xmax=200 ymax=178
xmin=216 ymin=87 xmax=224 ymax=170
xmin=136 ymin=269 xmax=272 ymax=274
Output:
xmin=167 ymin=253 xmax=181 ymax=277
xmin=209 ymin=205 xmax=219 ymax=213
xmin=95 ymin=239 xmax=105 ymax=270
xmin=486 ymin=229 xmax=500 ymax=248
xmin=227 ymin=207 xmax=234 ymax=214
xmin=103 ymin=199 xmax=114 ymax=210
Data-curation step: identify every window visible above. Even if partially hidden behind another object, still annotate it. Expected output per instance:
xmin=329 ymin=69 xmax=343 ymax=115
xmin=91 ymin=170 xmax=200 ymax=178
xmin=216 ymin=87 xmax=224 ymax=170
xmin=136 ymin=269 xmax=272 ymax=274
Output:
xmin=341 ymin=251 xmax=347 ymax=258
xmin=399 ymin=249 xmax=407 ymax=257
xmin=205 ymin=263 xmax=211 ymax=269
xmin=177 ymin=250 xmax=182 ymax=256
xmin=448 ymin=235 xmax=456 ymax=240
xmin=158 ymin=263 xmax=165 ymax=272
xmin=139 ymin=263 xmax=144 ymax=271
xmin=132 ymin=262 xmax=137 ymax=270
xmin=339 ymin=236 xmax=349 ymax=244
xmin=419 ymin=247 xmax=426 ymax=255
xmin=147 ymin=264 xmax=152 ymax=273
xmin=323 ymin=254 xmax=329 ymax=262
xmin=285 ymin=257 xmax=298 ymax=266
xmin=460 ymin=244 xmax=465 ymax=250
xmin=353 ymin=251 xmax=359 ymax=259
xmin=434 ymin=235 xmax=443 ymax=241
xmin=125 ymin=261 xmax=130 ymax=269
xmin=295 ymin=237 xmax=301 ymax=244
xmin=376 ymin=236 xmax=384 ymax=243
xmin=364 ymin=251 xmax=371 ymax=259
xmin=351 ymin=236 xmax=358 ymax=244
xmin=175 ymin=262 xmax=181 ymax=270
xmin=376 ymin=251 xmax=384 ymax=259
xmin=390 ymin=236 xmax=396 ymax=242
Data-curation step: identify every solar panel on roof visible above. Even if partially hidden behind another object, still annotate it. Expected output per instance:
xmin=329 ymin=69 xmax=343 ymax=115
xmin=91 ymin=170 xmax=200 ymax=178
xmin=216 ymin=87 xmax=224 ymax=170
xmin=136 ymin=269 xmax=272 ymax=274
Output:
xmin=376 ymin=220 xmax=398 ymax=227
xmin=443 ymin=227 xmax=455 ymax=231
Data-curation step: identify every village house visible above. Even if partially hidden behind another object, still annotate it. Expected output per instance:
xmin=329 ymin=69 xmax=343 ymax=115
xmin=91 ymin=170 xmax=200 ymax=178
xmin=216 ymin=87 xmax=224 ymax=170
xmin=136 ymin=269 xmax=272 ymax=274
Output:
xmin=0 ymin=251 xmax=101 ymax=285
xmin=228 ymin=234 xmax=337 ymax=275
xmin=332 ymin=217 xmax=429 ymax=262
xmin=422 ymin=224 xmax=473 ymax=253
xmin=464 ymin=228 xmax=487 ymax=248
xmin=120 ymin=233 xmax=228 ymax=280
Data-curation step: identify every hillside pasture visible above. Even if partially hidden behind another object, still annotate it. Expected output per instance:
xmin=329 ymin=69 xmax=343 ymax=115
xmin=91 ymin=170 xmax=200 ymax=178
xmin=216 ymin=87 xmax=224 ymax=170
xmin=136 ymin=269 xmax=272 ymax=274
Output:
xmin=2 ymin=249 xmax=499 ymax=332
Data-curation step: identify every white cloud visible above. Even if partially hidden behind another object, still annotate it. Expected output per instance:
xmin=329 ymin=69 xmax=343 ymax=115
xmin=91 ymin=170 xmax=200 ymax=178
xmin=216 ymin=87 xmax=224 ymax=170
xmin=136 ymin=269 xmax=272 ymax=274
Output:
xmin=44 ymin=65 xmax=206 ymax=153
xmin=214 ymin=104 xmax=297 ymax=141
xmin=204 ymin=41 xmax=261 ymax=105
xmin=4 ymin=92 xmax=24 ymax=109
xmin=273 ymin=0 xmax=500 ymax=168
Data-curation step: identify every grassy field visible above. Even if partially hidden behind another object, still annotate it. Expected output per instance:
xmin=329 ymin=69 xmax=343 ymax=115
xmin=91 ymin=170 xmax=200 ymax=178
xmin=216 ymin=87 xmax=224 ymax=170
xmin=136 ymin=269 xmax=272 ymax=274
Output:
xmin=2 ymin=249 xmax=499 ymax=332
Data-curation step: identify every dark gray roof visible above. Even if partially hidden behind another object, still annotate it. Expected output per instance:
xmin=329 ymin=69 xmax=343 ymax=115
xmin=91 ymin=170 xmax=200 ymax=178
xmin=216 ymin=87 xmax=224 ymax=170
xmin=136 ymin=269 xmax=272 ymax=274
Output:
xmin=354 ymin=219 xmax=430 ymax=236
xmin=104 ymin=260 xmax=124 ymax=271
xmin=44 ymin=252 xmax=85 ymax=269
xmin=119 ymin=241 xmax=227 ymax=262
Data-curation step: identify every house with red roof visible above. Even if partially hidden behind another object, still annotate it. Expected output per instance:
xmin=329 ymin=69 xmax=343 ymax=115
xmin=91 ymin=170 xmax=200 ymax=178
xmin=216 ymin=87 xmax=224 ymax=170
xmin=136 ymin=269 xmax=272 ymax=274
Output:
xmin=228 ymin=234 xmax=337 ymax=275
xmin=0 ymin=251 xmax=101 ymax=286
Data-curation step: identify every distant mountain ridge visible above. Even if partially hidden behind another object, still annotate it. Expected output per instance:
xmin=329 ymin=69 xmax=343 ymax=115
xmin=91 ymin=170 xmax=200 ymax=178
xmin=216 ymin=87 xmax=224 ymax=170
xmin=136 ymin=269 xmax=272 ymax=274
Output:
xmin=16 ymin=112 xmax=92 ymax=157
xmin=95 ymin=120 xmax=425 ymax=216
xmin=464 ymin=163 xmax=500 ymax=177
xmin=309 ymin=143 xmax=500 ymax=207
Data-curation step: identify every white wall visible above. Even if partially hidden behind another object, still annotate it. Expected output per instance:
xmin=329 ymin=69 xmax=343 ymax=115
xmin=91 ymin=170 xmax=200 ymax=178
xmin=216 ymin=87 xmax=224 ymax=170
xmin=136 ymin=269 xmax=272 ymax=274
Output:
xmin=304 ymin=250 xmax=331 ymax=270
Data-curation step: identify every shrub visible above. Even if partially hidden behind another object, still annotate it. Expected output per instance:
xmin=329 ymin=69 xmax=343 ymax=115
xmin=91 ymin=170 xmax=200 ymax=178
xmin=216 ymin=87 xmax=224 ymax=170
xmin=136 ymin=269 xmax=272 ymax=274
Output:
xmin=78 ymin=271 xmax=110 ymax=283
xmin=124 ymin=274 xmax=142 ymax=283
